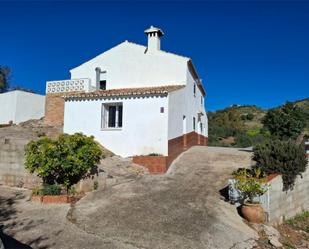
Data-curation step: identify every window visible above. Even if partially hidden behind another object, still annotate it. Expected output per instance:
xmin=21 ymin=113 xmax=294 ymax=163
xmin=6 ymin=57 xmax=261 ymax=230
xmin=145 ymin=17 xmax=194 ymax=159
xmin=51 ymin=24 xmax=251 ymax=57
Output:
xmin=100 ymin=80 xmax=106 ymax=90
xmin=96 ymin=67 xmax=107 ymax=90
xmin=201 ymin=96 xmax=203 ymax=106
xmin=102 ymin=103 xmax=123 ymax=129
xmin=193 ymin=83 xmax=196 ymax=97
xmin=193 ymin=117 xmax=196 ymax=131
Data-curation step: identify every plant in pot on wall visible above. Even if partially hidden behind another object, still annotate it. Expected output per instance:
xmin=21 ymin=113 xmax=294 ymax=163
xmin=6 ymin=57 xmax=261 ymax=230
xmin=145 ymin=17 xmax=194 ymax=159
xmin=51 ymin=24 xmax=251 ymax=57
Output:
xmin=233 ymin=168 xmax=268 ymax=223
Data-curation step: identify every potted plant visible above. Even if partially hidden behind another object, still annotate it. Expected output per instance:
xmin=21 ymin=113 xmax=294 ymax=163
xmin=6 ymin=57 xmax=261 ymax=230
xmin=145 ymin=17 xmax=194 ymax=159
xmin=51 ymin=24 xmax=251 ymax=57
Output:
xmin=233 ymin=168 xmax=268 ymax=223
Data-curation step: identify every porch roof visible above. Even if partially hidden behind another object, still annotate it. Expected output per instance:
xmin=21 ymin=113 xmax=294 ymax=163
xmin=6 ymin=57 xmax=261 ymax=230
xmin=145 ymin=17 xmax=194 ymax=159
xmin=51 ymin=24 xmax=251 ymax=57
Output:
xmin=63 ymin=85 xmax=185 ymax=99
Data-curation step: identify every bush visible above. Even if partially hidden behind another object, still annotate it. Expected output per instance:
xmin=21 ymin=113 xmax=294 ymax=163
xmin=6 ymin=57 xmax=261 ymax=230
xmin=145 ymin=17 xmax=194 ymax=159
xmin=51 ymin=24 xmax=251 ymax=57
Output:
xmin=263 ymin=102 xmax=306 ymax=140
xmin=234 ymin=133 xmax=252 ymax=148
xmin=246 ymin=128 xmax=260 ymax=137
xmin=32 ymin=184 xmax=62 ymax=196
xmin=25 ymin=133 xmax=103 ymax=191
xmin=253 ymin=139 xmax=308 ymax=191
xmin=41 ymin=184 xmax=61 ymax=196
xmin=233 ymin=168 xmax=267 ymax=203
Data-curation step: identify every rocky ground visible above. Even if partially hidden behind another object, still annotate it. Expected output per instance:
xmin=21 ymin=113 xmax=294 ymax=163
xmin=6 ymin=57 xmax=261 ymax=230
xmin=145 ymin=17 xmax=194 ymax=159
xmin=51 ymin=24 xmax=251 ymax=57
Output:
xmin=0 ymin=146 xmax=257 ymax=249
xmin=1 ymin=146 xmax=307 ymax=249
xmin=0 ymin=118 xmax=62 ymax=141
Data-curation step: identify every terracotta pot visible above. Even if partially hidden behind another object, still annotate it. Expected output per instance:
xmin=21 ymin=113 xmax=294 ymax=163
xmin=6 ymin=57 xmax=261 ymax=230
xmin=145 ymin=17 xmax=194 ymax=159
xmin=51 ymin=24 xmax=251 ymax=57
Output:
xmin=241 ymin=202 xmax=265 ymax=223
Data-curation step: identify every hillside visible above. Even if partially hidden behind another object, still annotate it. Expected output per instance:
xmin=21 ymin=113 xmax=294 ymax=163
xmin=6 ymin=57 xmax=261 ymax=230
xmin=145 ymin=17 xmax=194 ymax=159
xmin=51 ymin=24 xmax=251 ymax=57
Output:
xmin=208 ymin=98 xmax=309 ymax=147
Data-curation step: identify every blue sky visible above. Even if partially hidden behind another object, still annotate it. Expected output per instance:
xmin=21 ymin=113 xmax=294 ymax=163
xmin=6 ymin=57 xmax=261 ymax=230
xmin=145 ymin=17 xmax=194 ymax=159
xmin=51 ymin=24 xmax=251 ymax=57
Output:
xmin=1 ymin=1 xmax=308 ymax=111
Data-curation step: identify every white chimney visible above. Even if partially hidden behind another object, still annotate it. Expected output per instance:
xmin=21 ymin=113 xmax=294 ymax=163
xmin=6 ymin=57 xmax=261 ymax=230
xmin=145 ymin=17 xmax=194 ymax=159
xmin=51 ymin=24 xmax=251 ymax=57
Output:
xmin=144 ymin=26 xmax=164 ymax=52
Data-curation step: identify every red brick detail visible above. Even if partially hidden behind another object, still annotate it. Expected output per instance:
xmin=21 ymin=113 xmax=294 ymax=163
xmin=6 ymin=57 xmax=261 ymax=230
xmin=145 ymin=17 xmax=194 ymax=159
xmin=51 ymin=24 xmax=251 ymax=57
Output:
xmin=133 ymin=156 xmax=168 ymax=174
xmin=32 ymin=195 xmax=74 ymax=204
xmin=133 ymin=132 xmax=208 ymax=174
xmin=44 ymin=93 xmax=65 ymax=126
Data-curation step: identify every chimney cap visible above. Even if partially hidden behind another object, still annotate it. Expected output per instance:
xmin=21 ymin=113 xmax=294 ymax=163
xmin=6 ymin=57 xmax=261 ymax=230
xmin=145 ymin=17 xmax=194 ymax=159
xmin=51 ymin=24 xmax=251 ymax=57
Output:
xmin=144 ymin=25 xmax=164 ymax=37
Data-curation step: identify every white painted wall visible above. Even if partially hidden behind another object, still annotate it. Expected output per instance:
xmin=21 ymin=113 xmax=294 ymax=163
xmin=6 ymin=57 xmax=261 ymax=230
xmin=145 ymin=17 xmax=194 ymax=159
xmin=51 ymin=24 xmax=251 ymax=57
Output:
xmin=0 ymin=91 xmax=16 ymax=124
xmin=185 ymin=68 xmax=208 ymax=137
xmin=64 ymin=95 xmax=169 ymax=157
xmin=70 ymin=41 xmax=188 ymax=90
xmin=168 ymin=88 xmax=186 ymax=139
xmin=0 ymin=90 xmax=45 ymax=124
xmin=167 ymin=70 xmax=208 ymax=140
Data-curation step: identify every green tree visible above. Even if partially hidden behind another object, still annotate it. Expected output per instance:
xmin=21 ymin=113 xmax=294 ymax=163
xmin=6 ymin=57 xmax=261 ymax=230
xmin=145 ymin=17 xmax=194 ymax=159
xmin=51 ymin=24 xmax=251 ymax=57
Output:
xmin=25 ymin=133 xmax=103 ymax=191
xmin=0 ymin=66 xmax=10 ymax=93
xmin=263 ymin=102 xmax=306 ymax=140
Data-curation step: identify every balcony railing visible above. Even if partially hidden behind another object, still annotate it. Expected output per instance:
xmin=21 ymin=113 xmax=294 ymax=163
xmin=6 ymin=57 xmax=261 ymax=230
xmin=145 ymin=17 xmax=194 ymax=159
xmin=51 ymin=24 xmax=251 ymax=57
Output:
xmin=46 ymin=78 xmax=92 ymax=94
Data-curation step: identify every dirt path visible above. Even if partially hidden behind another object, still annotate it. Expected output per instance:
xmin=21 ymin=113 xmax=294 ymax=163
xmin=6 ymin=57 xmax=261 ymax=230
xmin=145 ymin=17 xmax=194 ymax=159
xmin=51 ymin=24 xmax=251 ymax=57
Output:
xmin=0 ymin=146 xmax=258 ymax=249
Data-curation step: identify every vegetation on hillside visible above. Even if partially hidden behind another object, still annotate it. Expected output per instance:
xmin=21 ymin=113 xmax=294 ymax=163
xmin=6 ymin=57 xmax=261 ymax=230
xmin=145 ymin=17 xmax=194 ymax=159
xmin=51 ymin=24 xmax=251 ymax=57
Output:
xmin=208 ymin=99 xmax=309 ymax=148
xmin=0 ymin=65 xmax=10 ymax=93
xmin=208 ymin=105 xmax=268 ymax=147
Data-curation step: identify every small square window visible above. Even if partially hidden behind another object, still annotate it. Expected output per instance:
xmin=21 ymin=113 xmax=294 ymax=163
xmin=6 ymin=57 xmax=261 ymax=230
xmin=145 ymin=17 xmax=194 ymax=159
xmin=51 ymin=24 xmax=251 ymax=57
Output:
xmin=100 ymin=80 xmax=106 ymax=90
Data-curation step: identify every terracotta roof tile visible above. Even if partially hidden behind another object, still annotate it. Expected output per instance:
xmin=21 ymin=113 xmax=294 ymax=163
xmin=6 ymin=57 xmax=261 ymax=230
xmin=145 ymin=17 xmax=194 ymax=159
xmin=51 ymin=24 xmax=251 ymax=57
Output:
xmin=63 ymin=85 xmax=185 ymax=99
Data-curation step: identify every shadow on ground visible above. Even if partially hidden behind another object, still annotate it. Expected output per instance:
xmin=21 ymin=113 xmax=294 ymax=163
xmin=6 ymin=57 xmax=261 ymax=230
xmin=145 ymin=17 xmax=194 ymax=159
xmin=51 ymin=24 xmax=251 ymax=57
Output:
xmin=0 ymin=229 xmax=32 ymax=249
xmin=0 ymin=189 xmax=51 ymax=249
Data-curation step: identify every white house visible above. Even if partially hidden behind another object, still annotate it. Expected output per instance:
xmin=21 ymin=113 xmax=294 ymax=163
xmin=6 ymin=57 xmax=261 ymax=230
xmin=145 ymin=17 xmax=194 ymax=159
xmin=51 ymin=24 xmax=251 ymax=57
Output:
xmin=0 ymin=90 xmax=45 ymax=124
xmin=45 ymin=26 xmax=208 ymax=168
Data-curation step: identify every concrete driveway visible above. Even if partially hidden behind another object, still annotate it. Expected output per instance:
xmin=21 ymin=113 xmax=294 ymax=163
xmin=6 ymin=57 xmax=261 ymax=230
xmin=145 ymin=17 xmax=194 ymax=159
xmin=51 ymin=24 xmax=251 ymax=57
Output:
xmin=0 ymin=146 xmax=257 ymax=249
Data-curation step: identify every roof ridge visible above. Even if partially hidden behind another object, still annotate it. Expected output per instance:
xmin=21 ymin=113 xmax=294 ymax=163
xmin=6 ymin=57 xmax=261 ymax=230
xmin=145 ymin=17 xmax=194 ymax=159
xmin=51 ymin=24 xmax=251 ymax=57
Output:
xmin=64 ymin=85 xmax=185 ymax=99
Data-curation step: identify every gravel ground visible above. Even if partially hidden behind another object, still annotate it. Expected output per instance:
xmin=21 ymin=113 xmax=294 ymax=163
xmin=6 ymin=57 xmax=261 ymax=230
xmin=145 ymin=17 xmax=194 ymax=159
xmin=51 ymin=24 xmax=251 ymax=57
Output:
xmin=0 ymin=146 xmax=257 ymax=249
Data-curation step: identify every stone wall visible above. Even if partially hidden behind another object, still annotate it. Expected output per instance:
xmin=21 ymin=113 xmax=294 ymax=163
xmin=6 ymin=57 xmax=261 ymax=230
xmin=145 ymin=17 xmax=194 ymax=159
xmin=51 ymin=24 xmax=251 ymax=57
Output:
xmin=0 ymin=138 xmax=41 ymax=188
xmin=44 ymin=93 xmax=65 ymax=126
xmin=260 ymin=163 xmax=309 ymax=224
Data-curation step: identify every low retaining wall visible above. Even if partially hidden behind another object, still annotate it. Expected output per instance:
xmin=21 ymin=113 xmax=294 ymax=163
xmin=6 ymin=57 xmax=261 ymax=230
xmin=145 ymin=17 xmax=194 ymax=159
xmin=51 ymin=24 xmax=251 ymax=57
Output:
xmin=32 ymin=195 xmax=75 ymax=204
xmin=0 ymin=136 xmax=106 ymax=192
xmin=133 ymin=156 xmax=168 ymax=174
xmin=260 ymin=163 xmax=309 ymax=224
xmin=133 ymin=132 xmax=208 ymax=173
xmin=0 ymin=138 xmax=41 ymax=188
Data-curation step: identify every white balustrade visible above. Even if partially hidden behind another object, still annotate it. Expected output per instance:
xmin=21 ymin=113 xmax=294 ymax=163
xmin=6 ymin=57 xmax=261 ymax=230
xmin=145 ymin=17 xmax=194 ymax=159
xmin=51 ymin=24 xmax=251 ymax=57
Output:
xmin=46 ymin=78 xmax=92 ymax=94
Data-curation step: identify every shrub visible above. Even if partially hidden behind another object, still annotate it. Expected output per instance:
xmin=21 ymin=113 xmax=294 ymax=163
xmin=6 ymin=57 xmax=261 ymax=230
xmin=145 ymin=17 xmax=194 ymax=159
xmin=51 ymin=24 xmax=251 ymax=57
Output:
xmin=246 ymin=128 xmax=260 ymax=137
xmin=234 ymin=133 xmax=252 ymax=148
xmin=263 ymin=102 xmax=306 ymax=140
xmin=68 ymin=186 xmax=77 ymax=196
xmin=41 ymin=184 xmax=61 ymax=196
xmin=25 ymin=133 xmax=103 ymax=191
xmin=233 ymin=168 xmax=267 ymax=203
xmin=253 ymin=139 xmax=308 ymax=191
